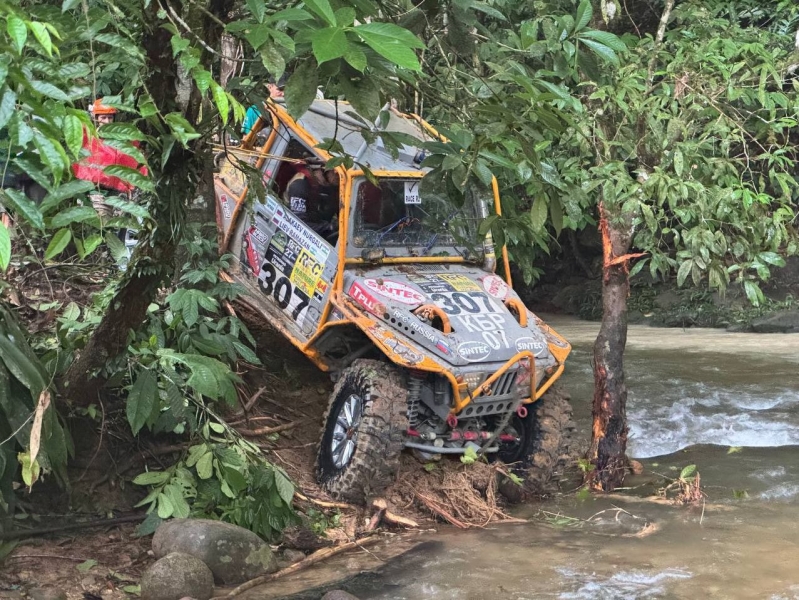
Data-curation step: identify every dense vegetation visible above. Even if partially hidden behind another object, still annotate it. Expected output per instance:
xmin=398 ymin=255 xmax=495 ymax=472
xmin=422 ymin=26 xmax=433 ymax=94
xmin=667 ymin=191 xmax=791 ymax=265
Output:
xmin=0 ymin=0 xmax=796 ymax=534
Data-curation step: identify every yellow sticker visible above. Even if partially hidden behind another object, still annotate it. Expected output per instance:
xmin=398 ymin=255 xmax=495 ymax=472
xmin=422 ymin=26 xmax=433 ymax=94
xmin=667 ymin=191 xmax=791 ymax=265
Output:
xmin=437 ymin=274 xmax=480 ymax=292
xmin=290 ymin=249 xmax=323 ymax=297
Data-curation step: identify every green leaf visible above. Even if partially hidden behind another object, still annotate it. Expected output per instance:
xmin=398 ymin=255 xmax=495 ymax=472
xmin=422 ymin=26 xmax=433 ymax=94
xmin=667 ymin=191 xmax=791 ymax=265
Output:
xmin=1 ymin=188 xmax=44 ymax=230
xmin=50 ymin=206 xmax=100 ymax=229
xmin=156 ymin=492 xmax=174 ymax=519
xmin=39 ymin=179 xmax=95 ymax=214
xmin=673 ymin=149 xmax=684 ymax=177
xmin=29 ymin=22 xmax=52 ymax=56
xmin=132 ymin=470 xmax=171 ymax=485
xmin=211 ymin=82 xmax=230 ymax=125
xmin=7 ymin=15 xmax=27 ymax=53
xmin=471 ymin=2 xmax=506 ymax=20
xmin=344 ymin=44 xmax=367 ymax=72
xmin=354 ymin=22 xmax=424 ymax=71
xmin=304 ymin=0 xmax=337 ymax=26
xmin=34 ymin=134 xmax=68 ymax=185
xmin=44 ymin=228 xmax=71 ymax=260
xmin=62 ymin=0 xmax=80 ymax=11
xmin=758 ymin=252 xmax=785 ymax=267
xmin=676 ymin=259 xmax=692 ymax=287
xmin=0 ymin=89 xmax=17 ymax=131
xmin=105 ymin=231 xmax=128 ymax=265
xmin=103 ymin=165 xmax=154 ymax=192
xmin=260 ymin=46 xmax=286 ymax=80
xmin=579 ymin=38 xmax=618 ymax=66
xmin=550 ymin=199 xmax=563 ymax=237
xmin=30 ymin=80 xmax=70 ymax=102
xmin=134 ymin=512 xmax=162 ymax=537
xmin=99 ymin=122 xmax=147 ymax=142
xmin=267 ymin=8 xmax=313 ymax=22
xmin=334 ymin=7 xmax=356 ymax=26
xmin=63 ymin=115 xmax=84 ymax=159
xmin=579 ymin=29 xmax=627 ymax=52
xmin=478 ymin=214 xmax=499 ymax=237
xmin=247 ymin=0 xmax=266 ymax=23
xmin=103 ymin=196 xmax=150 ymax=219
xmin=76 ymin=559 xmax=97 ymax=573
xmin=530 ymin=197 xmax=548 ymax=233
xmin=127 ymin=369 xmax=158 ymax=435
xmin=312 ymin=27 xmax=349 ymax=64
xmin=743 ymin=280 xmax=762 ymax=306
xmin=274 ymin=469 xmax=294 ymax=504
xmin=679 ymin=464 xmax=696 ymax=480
xmin=284 ymin=60 xmax=319 ymax=119
xmin=195 ymin=452 xmax=213 ymax=479
xmin=0 ymin=223 xmax=9 ymax=271
xmin=575 ymin=0 xmax=592 ymax=31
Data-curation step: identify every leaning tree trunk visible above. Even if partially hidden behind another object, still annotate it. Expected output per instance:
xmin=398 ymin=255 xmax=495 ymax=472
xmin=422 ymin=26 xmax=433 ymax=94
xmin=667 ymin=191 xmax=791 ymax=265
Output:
xmin=63 ymin=0 xmax=230 ymax=406
xmin=587 ymin=203 xmax=642 ymax=491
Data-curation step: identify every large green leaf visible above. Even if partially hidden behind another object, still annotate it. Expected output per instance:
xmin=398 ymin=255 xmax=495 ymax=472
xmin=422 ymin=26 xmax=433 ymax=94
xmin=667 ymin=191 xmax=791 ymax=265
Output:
xmin=574 ymin=0 xmax=593 ymax=31
xmin=103 ymin=165 xmax=154 ymax=192
xmin=210 ymin=82 xmax=230 ymax=125
xmin=0 ymin=332 xmax=47 ymax=399
xmin=0 ymin=224 xmax=9 ymax=271
xmin=579 ymin=29 xmax=627 ymax=52
xmin=246 ymin=0 xmax=266 ymax=23
xmin=304 ymin=0 xmax=337 ymax=26
xmin=311 ymin=27 xmax=349 ymax=64
xmin=1 ymin=188 xmax=44 ymax=230
xmin=530 ymin=197 xmax=548 ymax=233
xmin=353 ymin=22 xmax=424 ymax=71
xmin=0 ymin=89 xmax=17 ymax=131
xmin=28 ymin=22 xmax=53 ymax=56
xmin=49 ymin=206 xmax=100 ymax=228
xmin=44 ymin=228 xmax=71 ymax=260
xmin=6 ymin=15 xmax=27 ymax=53
xmin=127 ymin=369 xmax=158 ymax=435
xmin=579 ymin=38 xmax=618 ymax=66
xmin=62 ymin=115 xmax=84 ymax=159
xmin=284 ymin=59 xmax=319 ymax=119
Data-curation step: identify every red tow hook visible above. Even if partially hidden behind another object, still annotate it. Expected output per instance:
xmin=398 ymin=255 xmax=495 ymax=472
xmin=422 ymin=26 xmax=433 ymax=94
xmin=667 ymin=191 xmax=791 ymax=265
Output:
xmin=499 ymin=433 xmax=519 ymax=442
xmin=446 ymin=413 xmax=458 ymax=428
xmin=516 ymin=405 xmax=528 ymax=418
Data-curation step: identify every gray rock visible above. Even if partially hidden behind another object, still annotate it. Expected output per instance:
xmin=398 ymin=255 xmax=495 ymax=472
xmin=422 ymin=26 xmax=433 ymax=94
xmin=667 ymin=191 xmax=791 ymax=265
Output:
xmin=141 ymin=552 xmax=214 ymax=600
xmin=27 ymin=589 xmax=66 ymax=600
xmin=277 ymin=548 xmax=306 ymax=569
xmin=321 ymin=592 xmax=360 ymax=600
xmin=750 ymin=310 xmax=799 ymax=333
xmin=152 ymin=519 xmax=277 ymax=585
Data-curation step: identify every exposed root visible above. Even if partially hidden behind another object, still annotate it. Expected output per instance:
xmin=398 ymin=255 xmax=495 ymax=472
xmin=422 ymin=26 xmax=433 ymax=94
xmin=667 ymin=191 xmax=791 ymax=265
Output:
xmin=394 ymin=456 xmax=525 ymax=529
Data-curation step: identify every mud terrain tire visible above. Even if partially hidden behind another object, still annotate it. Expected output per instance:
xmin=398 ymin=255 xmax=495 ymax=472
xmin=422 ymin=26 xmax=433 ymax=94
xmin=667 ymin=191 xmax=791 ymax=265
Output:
xmin=497 ymin=385 xmax=575 ymax=497
xmin=317 ymin=360 xmax=407 ymax=504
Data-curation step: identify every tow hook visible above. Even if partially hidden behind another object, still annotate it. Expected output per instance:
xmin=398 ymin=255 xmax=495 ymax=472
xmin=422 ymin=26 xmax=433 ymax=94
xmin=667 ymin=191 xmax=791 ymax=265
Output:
xmin=516 ymin=405 xmax=528 ymax=418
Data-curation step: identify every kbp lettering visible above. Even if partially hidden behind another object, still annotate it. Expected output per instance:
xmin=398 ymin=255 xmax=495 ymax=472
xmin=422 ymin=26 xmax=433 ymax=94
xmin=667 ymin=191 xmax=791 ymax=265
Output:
xmin=457 ymin=313 xmax=506 ymax=333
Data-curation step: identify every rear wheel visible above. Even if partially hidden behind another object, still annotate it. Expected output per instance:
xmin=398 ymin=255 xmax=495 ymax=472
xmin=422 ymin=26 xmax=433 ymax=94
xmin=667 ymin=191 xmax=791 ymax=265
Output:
xmin=496 ymin=385 xmax=575 ymax=495
xmin=317 ymin=359 xmax=407 ymax=504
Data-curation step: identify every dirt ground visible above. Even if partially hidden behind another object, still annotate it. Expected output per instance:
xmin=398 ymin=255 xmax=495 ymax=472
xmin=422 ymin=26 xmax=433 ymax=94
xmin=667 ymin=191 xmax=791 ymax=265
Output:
xmin=0 ymin=299 xmax=528 ymax=598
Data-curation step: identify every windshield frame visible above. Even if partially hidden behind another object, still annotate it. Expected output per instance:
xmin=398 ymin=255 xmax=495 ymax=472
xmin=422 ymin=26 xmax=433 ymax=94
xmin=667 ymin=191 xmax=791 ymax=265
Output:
xmin=344 ymin=175 xmax=486 ymax=262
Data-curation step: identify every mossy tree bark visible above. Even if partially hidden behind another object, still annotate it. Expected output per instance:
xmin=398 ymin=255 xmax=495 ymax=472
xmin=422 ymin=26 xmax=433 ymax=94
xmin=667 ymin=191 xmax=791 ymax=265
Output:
xmin=63 ymin=0 xmax=232 ymax=405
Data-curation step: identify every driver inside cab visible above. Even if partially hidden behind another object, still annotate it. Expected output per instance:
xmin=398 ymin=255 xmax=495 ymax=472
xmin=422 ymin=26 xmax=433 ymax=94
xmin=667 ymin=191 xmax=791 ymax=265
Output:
xmin=283 ymin=162 xmax=339 ymax=239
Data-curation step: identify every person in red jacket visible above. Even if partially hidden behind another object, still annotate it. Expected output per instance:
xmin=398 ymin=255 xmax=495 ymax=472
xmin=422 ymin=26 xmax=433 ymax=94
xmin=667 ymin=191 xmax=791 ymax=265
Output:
xmin=72 ymin=98 xmax=148 ymax=217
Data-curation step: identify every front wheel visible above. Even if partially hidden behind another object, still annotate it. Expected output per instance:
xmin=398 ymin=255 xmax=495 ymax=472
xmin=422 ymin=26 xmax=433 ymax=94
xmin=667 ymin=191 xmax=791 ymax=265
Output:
xmin=317 ymin=360 xmax=407 ymax=504
xmin=496 ymin=385 xmax=575 ymax=495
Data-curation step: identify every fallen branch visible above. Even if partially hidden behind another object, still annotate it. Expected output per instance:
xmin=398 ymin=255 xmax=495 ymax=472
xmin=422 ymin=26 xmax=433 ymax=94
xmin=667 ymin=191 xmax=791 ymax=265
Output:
xmin=222 ymin=536 xmax=383 ymax=597
xmin=295 ymin=492 xmax=355 ymax=511
xmin=239 ymin=421 xmax=300 ymax=437
xmin=243 ymin=386 xmax=267 ymax=413
xmin=414 ymin=492 xmax=469 ymax=529
xmin=0 ymin=514 xmax=144 ymax=541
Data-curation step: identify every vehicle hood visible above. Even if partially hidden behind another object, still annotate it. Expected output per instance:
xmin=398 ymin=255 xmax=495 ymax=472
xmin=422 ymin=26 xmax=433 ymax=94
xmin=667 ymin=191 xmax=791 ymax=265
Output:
xmin=342 ymin=265 xmax=567 ymax=370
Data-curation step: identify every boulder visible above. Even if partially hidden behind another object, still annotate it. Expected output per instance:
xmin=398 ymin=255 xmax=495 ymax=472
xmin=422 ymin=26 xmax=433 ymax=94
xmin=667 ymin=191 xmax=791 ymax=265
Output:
xmin=750 ymin=310 xmax=799 ymax=334
xmin=152 ymin=519 xmax=277 ymax=585
xmin=140 ymin=552 xmax=214 ymax=600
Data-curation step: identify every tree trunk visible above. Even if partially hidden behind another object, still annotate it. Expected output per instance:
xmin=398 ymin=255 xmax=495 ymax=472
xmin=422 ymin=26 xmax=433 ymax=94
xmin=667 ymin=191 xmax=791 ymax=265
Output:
xmin=62 ymin=0 xmax=230 ymax=406
xmin=588 ymin=204 xmax=637 ymax=491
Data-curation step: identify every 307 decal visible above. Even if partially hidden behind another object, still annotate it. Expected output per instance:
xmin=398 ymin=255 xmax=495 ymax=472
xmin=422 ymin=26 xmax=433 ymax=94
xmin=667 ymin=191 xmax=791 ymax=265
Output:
xmin=429 ymin=292 xmax=497 ymax=315
xmin=259 ymin=262 xmax=310 ymax=322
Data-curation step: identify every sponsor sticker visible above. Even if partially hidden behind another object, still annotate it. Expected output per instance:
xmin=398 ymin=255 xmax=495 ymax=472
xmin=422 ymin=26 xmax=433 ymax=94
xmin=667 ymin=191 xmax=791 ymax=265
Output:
xmin=220 ymin=194 xmax=232 ymax=219
xmin=437 ymin=274 xmax=480 ymax=292
xmin=515 ymin=336 xmax=548 ymax=357
xmin=364 ymin=279 xmax=424 ymax=305
xmin=404 ymin=181 xmax=421 ymax=205
xmin=482 ymin=274 xmax=510 ymax=300
xmin=435 ymin=339 xmax=452 ymax=355
xmin=290 ymin=249 xmax=323 ymax=297
xmin=457 ymin=340 xmax=492 ymax=362
xmin=349 ymin=283 xmax=384 ymax=316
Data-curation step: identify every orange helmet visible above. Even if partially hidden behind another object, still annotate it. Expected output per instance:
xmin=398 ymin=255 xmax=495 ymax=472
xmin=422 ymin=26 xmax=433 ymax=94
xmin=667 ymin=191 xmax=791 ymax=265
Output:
xmin=90 ymin=98 xmax=117 ymax=116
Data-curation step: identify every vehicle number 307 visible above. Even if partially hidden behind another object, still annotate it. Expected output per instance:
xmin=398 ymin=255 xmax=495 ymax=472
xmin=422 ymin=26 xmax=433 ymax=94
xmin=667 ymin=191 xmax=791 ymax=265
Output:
xmin=259 ymin=262 xmax=310 ymax=322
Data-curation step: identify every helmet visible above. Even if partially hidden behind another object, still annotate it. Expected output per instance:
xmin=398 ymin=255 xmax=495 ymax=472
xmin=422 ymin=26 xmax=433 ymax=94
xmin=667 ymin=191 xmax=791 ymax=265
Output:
xmin=89 ymin=98 xmax=117 ymax=116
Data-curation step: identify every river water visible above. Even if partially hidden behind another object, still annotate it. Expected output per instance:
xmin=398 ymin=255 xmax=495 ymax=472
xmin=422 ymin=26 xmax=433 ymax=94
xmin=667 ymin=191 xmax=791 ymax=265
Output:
xmin=260 ymin=318 xmax=799 ymax=600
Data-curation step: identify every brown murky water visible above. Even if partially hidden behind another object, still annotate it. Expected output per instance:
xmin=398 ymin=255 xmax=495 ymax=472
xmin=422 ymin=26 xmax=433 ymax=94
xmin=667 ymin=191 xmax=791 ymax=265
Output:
xmin=255 ymin=318 xmax=799 ymax=600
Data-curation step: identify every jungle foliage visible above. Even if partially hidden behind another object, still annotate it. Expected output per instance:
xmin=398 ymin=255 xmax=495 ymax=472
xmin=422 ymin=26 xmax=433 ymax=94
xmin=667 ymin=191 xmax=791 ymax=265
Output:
xmin=0 ymin=0 xmax=796 ymax=524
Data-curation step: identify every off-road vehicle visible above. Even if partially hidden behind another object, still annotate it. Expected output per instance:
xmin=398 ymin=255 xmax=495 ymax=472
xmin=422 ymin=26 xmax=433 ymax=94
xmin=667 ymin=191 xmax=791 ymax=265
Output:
xmin=213 ymin=99 xmax=573 ymax=503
